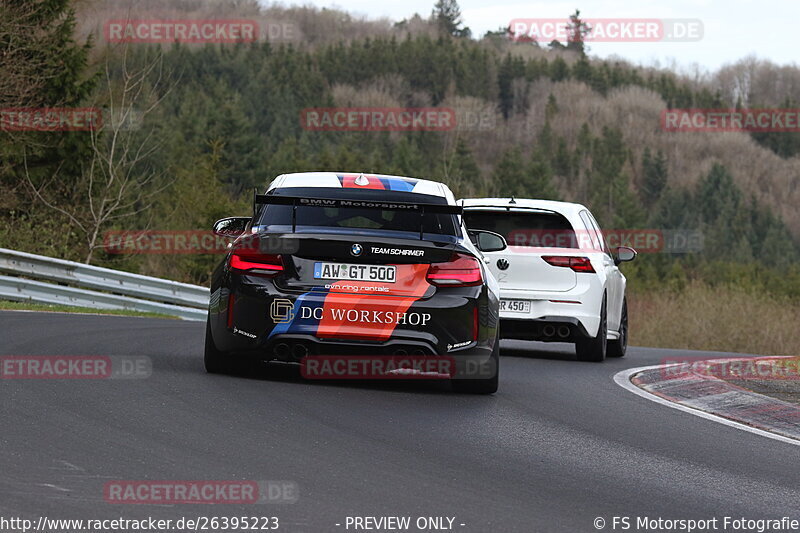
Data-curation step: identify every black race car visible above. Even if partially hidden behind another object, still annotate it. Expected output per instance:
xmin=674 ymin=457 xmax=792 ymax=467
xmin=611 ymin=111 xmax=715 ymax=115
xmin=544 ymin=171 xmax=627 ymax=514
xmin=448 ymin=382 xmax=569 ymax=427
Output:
xmin=204 ymin=172 xmax=505 ymax=393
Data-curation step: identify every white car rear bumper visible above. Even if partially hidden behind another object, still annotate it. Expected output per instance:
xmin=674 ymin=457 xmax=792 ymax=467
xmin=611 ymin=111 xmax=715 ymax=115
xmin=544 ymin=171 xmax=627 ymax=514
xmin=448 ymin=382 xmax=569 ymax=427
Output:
xmin=497 ymin=276 xmax=604 ymax=338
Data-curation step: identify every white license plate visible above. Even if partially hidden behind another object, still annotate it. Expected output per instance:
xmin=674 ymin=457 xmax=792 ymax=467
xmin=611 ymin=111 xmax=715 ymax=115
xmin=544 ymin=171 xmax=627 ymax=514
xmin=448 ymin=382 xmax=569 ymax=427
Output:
xmin=500 ymin=299 xmax=531 ymax=313
xmin=314 ymin=262 xmax=396 ymax=283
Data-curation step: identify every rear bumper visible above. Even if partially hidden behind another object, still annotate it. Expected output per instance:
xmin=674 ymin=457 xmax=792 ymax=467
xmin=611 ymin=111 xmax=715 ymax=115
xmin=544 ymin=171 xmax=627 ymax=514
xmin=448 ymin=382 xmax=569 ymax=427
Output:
xmin=496 ymin=280 xmax=603 ymax=338
xmin=209 ymin=273 xmax=499 ymax=363
xmin=500 ymin=317 xmax=591 ymax=342
xmin=250 ymin=334 xmax=495 ymax=380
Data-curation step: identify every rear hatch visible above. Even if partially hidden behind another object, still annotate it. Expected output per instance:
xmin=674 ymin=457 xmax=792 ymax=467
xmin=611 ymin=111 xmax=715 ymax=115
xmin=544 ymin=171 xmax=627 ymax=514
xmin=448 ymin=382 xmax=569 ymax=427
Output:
xmin=245 ymin=188 xmax=467 ymax=341
xmin=251 ymin=186 xmax=463 ymax=297
xmin=272 ymin=233 xmax=455 ymax=297
xmin=463 ymin=208 xmax=581 ymax=292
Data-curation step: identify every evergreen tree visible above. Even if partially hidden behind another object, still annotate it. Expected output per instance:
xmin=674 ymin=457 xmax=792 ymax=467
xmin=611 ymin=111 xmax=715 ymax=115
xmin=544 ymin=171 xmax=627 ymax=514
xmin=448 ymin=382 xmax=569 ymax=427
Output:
xmin=545 ymin=94 xmax=559 ymax=121
xmin=588 ymin=127 xmax=644 ymax=227
xmin=448 ymin=138 xmax=482 ymax=195
xmin=537 ymin=120 xmax=554 ymax=152
xmin=641 ymin=148 xmax=668 ymax=207
xmin=432 ymin=0 xmax=471 ymax=38
xmin=549 ymin=57 xmax=569 ymax=82
xmin=491 ymin=147 xmax=527 ymax=196
xmin=0 ymin=0 xmax=98 ymax=256
xmin=553 ymin=138 xmax=573 ymax=181
xmin=565 ymin=9 xmax=592 ymax=56
xmin=528 ymin=149 xmax=559 ymax=200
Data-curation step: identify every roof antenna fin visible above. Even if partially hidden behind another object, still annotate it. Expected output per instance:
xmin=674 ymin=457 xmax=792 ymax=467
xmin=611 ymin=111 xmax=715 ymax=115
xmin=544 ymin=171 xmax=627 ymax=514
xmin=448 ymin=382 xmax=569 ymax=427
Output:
xmin=509 ymin=196 xmax=517 ymax=204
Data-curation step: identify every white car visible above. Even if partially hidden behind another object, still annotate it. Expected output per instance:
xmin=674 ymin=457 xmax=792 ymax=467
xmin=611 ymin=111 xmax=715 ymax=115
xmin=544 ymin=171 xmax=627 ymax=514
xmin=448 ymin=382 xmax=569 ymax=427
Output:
xmin=461 ymin=198 xmax=636 ymax=361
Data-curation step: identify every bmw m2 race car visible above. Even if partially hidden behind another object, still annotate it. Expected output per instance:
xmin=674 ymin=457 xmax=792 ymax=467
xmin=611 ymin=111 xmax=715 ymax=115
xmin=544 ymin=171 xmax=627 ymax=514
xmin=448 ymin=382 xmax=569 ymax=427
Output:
xmin=204 ymin=172 xmax=506 ymax=393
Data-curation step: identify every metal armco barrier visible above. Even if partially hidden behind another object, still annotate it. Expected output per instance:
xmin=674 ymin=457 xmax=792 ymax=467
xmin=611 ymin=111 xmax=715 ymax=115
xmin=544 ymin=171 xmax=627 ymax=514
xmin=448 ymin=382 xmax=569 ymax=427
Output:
xmin=0 ymin=248 xmax=209 ymax=320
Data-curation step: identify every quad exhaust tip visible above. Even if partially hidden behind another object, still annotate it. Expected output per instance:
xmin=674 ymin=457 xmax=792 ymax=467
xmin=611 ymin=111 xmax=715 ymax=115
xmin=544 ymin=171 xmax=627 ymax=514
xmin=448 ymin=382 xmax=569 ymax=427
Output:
xmin=291 ymin=343 xmax=309 ymax=360
xmin=542 ymin=325 xmax=570 ymax=338
xmin=274 ymin=343 xmax=290 ymax=358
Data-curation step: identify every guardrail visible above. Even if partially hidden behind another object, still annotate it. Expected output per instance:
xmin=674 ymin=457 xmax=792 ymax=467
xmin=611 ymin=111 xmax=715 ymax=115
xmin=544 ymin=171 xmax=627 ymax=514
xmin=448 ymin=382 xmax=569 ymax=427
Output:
xmin=0 ymin=248 xmax=209 ymax=321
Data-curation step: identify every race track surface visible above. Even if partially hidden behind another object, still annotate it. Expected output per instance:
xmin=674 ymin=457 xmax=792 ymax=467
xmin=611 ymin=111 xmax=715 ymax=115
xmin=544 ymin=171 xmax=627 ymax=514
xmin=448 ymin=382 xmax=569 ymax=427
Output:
xmin=1 ymin=311 xmax=798 ymax=532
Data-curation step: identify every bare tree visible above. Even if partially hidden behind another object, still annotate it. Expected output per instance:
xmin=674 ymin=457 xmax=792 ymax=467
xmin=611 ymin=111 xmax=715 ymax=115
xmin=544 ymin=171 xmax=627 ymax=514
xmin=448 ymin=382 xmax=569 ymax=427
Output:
xmin=24 ymin=46 xmax=174 ymax=263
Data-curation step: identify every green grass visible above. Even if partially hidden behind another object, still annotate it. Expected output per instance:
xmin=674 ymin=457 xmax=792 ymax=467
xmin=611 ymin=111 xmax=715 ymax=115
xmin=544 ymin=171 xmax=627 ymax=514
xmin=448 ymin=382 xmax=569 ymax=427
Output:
xmin=0 ymin=300 xmax=176 ymax=319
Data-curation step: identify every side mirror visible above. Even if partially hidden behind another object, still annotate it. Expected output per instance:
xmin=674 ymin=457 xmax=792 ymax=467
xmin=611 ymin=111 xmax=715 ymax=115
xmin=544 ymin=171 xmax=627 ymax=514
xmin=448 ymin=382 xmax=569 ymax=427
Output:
xmin=469 ymin=230 xmax=507 ymax=253
xmin=213 ymin=217 xmax=250 ymax=238
xmin=614 ymin=246 xmax=637 ymax=265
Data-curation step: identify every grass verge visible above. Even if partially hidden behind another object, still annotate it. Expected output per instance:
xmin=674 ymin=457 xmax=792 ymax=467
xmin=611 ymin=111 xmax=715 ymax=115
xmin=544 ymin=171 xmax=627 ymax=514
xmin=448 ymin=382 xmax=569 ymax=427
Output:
xmin=629 ymin=282 xmax=800 ymax=404
xmin=629 ymin=281 xmax=800 ymax=356
xmin=0 ymin=300 xmax=176 ymax=319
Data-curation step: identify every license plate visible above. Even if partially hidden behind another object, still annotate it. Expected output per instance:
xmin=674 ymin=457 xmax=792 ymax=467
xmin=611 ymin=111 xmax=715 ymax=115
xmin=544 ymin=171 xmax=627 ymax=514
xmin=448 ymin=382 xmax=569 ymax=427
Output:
xmin=314 ymin=262 xmax=396 ymax=283
xmin=500 ymin=299 xmax=531 ymax=313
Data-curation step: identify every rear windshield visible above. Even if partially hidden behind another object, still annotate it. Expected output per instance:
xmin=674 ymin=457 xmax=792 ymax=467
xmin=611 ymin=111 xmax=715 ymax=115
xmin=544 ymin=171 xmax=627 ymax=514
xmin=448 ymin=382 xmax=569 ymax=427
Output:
xmin=254 ymin=187 xmax=460 ymax=241
xmin=463 ymin=210 xmax=577 ymax=248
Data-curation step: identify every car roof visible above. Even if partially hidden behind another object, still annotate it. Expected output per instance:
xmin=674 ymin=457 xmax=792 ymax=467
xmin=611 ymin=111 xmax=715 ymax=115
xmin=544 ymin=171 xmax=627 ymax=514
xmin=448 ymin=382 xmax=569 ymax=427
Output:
xmin=269 ymin=172 xmax=455 ymax=202
xmin=459 ymin=197 xmax=588 ymax=215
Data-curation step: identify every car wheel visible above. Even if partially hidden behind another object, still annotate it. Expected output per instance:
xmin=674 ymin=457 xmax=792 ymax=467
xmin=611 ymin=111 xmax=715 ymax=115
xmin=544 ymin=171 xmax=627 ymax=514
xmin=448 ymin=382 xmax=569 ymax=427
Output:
xmin=204 ymin=317 xmax=235 ymax=374
xmin=607 ymin=297 xmax=628 ymax=358
xmin=575 ymin=295 xmax=607 ymax=362
xmin=452 ymin=341 xmax=499 ymax=394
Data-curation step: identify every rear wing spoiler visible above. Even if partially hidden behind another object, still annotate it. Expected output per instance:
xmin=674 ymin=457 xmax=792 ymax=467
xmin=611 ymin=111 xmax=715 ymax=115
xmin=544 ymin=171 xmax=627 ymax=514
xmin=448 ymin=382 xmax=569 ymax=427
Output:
xmin=461 ymin=204 xmax=557 ymax=214
xmin=252 ymin=191 xmax=463 ymax=239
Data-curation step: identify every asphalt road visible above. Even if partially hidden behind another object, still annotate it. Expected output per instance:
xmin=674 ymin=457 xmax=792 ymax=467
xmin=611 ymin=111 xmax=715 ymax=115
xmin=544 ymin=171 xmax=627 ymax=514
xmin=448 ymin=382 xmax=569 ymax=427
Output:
xmin=1 ymin=310 xmax=798 ymax=532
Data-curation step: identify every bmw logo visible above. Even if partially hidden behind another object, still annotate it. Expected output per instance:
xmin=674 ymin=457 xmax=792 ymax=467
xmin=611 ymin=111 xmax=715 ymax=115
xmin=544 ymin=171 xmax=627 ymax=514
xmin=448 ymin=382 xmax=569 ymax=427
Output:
xmin=497 ymin=258 xmax=509 ymax=270
xmin=351 ymin=243 xmax=363 ymax=257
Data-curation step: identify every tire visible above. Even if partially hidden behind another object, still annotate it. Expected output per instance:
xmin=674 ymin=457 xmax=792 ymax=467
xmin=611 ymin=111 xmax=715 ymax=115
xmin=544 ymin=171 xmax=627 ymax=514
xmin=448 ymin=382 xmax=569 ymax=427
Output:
xmin=204 ymin=317 xmax=235 ymax=374
xmin=452 ymin=341 xmax=499 ymax=394
xmin=575 ymin=295 xmax=607 ymax=362
xmin=607 ymin=297 xmax=628 ymax=358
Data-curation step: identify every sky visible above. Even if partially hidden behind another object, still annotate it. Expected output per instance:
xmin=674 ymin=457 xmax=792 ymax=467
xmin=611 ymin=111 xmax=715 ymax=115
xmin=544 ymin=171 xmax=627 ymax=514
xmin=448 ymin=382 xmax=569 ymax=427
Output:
xmin=287 ymin=0 xmax=794 ymax=74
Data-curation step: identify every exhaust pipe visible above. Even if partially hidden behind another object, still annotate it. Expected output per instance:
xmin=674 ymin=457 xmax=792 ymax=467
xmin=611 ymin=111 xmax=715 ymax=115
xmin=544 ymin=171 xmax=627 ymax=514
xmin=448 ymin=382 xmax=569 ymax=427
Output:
xmin=411 ymin=349 xmax=426 ymax=356
xmin=542 ymin=325 xmax=556 ymax=337
xmin=394 ymin=349 xmax=408 ymax=356
xmin=557 ymin=326 xmax=570 ymax=338
xmin=291 ymin=343 xmax=309 ymax=360
xmin=273 ymin=343 xmax=290 ymax=358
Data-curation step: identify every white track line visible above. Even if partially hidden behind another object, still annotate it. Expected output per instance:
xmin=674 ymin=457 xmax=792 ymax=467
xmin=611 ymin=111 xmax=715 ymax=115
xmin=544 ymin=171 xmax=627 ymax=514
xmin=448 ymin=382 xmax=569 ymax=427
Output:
xmin=613 ymin=365 xmax=800 ymax=447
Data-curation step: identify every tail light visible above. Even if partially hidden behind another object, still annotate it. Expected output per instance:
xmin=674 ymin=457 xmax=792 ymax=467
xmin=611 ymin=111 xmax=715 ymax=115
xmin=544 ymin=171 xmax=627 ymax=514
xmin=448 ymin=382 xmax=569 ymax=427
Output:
xmin=426 ymin=253 xmax=483 ymax=287
xmin=542 ymin=255 xmax=595 ymax=273
xmin=228 ymin=249 xmax=284 ymax=276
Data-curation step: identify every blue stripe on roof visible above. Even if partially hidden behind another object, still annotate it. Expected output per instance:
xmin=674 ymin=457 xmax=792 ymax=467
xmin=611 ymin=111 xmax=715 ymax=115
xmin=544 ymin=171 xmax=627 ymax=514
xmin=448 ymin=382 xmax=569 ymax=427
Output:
xmin=378 ymin=176 xmax=417 ymax=191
